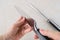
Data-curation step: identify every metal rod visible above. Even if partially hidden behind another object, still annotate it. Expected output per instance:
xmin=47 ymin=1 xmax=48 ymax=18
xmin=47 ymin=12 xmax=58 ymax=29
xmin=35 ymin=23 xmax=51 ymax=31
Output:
xmin=29 ymin=3 xmax=48 ymax=20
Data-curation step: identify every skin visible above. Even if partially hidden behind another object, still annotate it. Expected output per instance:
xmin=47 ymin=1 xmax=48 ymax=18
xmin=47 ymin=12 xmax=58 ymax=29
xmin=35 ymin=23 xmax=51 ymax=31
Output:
xmin=0 ymin=16 xmax=60 ymax=40
xmin=34 ymin=29 xmax=60 ymax=40
xmin=3 ymin=16 xmax=34 ymax=40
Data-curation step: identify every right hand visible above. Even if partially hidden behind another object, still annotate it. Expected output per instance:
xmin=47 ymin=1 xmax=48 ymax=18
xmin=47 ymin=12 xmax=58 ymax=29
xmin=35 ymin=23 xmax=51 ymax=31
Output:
xmin=3 ymin=16 xmax=34 ymax=40
xmin=34 ymin=29 xmax=60 ymax=40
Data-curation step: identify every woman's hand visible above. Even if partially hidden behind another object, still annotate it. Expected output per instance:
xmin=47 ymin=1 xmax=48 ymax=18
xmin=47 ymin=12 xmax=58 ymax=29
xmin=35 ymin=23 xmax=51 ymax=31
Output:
xmin=34 ymin=29 xmax=60 ymax=40
xmin=4 ymin=16 xmax=34 ymax=40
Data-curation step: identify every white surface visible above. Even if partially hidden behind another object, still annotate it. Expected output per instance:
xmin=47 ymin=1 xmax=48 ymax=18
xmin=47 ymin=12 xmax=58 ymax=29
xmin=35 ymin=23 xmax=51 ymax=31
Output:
xmin=0 ymin=0 xmax=60 ymax=40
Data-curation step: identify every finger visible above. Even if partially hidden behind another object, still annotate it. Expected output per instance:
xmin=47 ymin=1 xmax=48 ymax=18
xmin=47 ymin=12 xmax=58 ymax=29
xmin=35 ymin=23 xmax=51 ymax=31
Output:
xmin=23 ymin=23 xmax=33 ymax=33
xmin=14 ymin=16 xmax=26 ymax=27
xmin=17 ymin=16 xmax=23 ymax=21
xmin=34 ymin=34 xmax=39 ymax=39
xmin=17 ymin=23 xmax=33 ymax=37
xmin=34 ymin=39 xmax=38 ymax=40
xmin=22 ymin=18 xmax=34 ymax=33
xmin=40 ymin=29 xmax=59 ymax=39
xmin=12 ymin=17 xmax=26 ymax=31
xmin=34 ymin=34 xmax=39 ymax=40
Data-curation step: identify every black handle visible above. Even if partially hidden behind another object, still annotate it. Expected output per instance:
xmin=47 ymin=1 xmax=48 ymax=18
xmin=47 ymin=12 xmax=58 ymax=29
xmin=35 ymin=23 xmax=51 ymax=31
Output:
xmin=47 ymin=19 xmax=60 ymax=31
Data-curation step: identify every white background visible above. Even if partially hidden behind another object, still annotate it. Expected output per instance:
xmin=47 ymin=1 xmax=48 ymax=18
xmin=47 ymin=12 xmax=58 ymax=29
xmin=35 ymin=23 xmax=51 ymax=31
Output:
xmin=0 ymin=0 xmax=60 ymax=40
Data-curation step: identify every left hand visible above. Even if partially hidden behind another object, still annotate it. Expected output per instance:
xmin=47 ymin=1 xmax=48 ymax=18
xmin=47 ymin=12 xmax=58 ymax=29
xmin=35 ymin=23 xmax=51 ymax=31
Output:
xmin=4 ymin=16 xmax=34 ymax=40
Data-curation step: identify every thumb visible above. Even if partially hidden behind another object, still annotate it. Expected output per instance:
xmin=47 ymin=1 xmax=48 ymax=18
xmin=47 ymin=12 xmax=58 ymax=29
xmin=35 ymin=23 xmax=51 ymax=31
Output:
xmin=40 ymin=29 xmax=60 ymax=40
